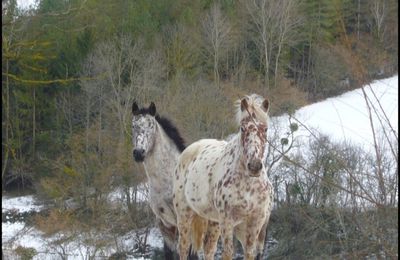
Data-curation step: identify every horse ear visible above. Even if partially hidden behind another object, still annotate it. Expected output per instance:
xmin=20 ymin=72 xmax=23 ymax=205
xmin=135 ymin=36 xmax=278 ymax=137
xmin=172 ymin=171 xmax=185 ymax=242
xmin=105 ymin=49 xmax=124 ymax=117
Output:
xmin=262 ymin=98 xmax=270 ymax=113
xmin=240 ymin=98 xmax=249 ymax=112
xmin=149 ymin=102 xmax=156 ymax=116
xmin=132 ymin=101 xmax=139 ymax=115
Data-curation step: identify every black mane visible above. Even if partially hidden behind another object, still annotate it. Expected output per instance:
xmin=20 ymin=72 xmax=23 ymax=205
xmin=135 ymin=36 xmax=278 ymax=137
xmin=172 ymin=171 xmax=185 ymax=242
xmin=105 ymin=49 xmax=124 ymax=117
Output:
xmin=154 ymin=115 xmax=186 ymax=152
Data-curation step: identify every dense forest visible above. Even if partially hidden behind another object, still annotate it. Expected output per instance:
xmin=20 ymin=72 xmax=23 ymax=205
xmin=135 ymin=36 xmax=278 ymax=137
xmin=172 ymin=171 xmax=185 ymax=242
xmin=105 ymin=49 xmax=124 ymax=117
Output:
xmin=2 ymin=0 xmax=398 ymax=259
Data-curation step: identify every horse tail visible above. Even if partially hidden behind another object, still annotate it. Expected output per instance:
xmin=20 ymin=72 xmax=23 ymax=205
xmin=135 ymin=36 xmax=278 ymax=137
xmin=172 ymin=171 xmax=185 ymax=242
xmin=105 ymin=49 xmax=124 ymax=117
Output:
xmin=190 ymin=215 xmax=208 ymax=253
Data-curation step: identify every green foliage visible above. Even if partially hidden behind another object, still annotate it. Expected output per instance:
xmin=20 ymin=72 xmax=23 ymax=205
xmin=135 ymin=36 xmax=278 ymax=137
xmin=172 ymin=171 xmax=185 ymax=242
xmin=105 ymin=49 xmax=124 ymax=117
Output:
xmin=269 ymin=205 xmax=398 ymax=259
xmin=2 ymin=1 xmax=398 ymax=258
xmin=14 ymin=246 xmax=37 ymax=260
xmin=2 ymin=0 xmax=396 ymax=191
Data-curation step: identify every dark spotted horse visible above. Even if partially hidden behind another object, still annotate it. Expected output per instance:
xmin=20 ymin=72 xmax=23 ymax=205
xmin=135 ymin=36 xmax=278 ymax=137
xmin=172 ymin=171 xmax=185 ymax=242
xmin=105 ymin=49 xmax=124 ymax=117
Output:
xmin=173 ymin=94 xmax=273 ymax=260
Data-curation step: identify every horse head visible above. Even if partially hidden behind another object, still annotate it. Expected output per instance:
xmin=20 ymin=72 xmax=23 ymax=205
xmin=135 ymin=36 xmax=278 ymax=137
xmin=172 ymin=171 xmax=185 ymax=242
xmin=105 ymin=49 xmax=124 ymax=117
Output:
xmin=238 ymin=95 xmax=269 ymax=177
xmin=131 ymin=101 xmax=158 ymax=162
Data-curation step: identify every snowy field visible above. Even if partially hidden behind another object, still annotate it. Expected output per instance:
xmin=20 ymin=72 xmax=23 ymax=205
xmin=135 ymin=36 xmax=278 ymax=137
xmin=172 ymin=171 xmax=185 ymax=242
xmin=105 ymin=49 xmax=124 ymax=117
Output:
xmin=2 ymin=195 xmax=44 ymax=213
xmin=273 ymin=75 xmax=398 ymax=151
xmin=2 ymin=75 xmax=398 ymax=259
xmin=2 ymin=188 xmax=163 ymax=260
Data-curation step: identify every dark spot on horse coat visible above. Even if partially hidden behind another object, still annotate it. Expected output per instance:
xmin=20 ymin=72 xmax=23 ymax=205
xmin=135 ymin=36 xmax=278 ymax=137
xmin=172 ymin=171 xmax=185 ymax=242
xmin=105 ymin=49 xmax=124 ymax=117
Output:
xmin=224 ymin=200 xmax=229 ymax=209
xmin=223 ymin=180 xmax=230 ymax=187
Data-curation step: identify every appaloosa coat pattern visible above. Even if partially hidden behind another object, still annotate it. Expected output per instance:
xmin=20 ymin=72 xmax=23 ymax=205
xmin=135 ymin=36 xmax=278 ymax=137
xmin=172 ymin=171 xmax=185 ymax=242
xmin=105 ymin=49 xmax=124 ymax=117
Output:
xmin=173 ymin=94 xmax=274 ymax=260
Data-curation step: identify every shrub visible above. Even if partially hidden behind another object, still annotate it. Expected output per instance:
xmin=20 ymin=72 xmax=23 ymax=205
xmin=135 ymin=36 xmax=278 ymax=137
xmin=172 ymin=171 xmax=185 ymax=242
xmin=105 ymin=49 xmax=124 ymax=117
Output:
xmin=14 ymin=246 xmax=37 ymax=260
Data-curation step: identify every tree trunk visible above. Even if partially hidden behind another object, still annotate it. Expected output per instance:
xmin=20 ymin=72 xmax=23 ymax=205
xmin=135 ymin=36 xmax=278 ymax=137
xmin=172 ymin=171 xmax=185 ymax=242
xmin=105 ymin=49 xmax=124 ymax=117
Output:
xmin=85 ymin=97 xmax=90 ymax=153
xmin=32 ymin=87 xmax=36 ymax=158
xmin=357 ymin=0 xmax=360 ymax=40
xmin=214 ymin=50 xmax=220 ymax=87
xmin=2 ymin=59 xmax=10 ymax=184
xmin=98 ymin=87 xmax=103 ymax=156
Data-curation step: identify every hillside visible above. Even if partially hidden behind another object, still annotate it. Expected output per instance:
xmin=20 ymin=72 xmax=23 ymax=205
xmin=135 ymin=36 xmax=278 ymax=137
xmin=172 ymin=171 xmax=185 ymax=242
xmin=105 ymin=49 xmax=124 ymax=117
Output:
xmin=3 ymin=75 xmax=398 ymax=259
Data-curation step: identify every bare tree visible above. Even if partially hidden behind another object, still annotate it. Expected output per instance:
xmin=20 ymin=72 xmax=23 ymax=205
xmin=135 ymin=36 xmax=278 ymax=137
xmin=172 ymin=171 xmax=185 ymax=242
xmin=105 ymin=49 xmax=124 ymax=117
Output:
xmin=79 ymin=35 xmax=166 ymax=142
xmin=243 ymin=0 xmax=301 ymax=91
xmin=272 ymin=0 xmax=302 ymax=88
xmin=369 ymin=0 xmax=387 ymax=42
xmin=93 ymin=36 xmax=138 ymax=140
xmin=202 ymin=3 xmax=232 ymax=87
xmin=243 ymin=0 xmax=274 ymax=90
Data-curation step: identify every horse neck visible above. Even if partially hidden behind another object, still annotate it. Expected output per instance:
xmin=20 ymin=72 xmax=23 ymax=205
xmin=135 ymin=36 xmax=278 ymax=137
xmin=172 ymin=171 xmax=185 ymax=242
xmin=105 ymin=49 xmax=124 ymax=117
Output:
xmin=142 ymin=122 xmax=180 ymax=185
xmin=226 ymin=132 xmax=246 ymax=170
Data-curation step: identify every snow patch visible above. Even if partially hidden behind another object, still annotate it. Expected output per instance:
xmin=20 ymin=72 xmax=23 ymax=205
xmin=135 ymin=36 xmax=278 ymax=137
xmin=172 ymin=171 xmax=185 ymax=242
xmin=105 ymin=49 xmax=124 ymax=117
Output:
xmin=273 ymin=75 xmax=398 ymax=151
xmin=2 ymin=195 xmax=44 ymax=213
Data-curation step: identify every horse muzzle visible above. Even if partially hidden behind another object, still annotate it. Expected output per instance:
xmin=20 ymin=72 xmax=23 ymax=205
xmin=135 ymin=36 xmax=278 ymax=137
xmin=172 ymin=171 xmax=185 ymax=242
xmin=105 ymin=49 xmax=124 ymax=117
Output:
xmin=133 ymin=148 xmax=145 ymax=162
xmin=248 ymin=160 xmax=263 ymax=177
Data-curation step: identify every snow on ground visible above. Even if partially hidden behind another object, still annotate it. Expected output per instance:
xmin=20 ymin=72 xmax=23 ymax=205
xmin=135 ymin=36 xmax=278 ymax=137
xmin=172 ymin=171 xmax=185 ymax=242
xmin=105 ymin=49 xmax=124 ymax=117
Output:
xmin=107 ymin=183 xmax=149 ymax=205
xmin=2 ymin=189 xmax=163 ymax=260
xmin=2 ymin=195 xmax=44 ymax=214
xmin=273 ymin=75 xmax=398 ymax=151
xmin=2 ymin=75 xmax=398 ymax=259
xmin=2 ymin=200 xmax=163 ymax=259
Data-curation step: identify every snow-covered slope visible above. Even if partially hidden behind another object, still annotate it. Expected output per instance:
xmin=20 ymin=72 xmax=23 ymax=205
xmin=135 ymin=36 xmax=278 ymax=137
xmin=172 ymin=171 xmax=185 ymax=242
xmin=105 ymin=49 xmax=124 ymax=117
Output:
xmin=2 ymin=75 xmax=398 ymax=259
xmin=272 ymin=75 xmax=398 ymax=151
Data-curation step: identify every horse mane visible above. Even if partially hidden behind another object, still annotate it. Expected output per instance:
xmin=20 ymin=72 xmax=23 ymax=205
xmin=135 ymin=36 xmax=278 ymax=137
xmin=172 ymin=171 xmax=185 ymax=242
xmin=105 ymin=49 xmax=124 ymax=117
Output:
xmin=235 ymin=94 xmax=269 ymax=125
xmin=155 ymin=115 xmax=186 ymax=152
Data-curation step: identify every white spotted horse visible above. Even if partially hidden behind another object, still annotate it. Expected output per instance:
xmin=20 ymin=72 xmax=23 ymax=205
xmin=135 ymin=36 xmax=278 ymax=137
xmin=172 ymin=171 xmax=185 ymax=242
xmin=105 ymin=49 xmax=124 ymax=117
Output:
xmin=131 ymin=101 xmax=206 ymax=259
xmin=173 ymin=94 xmax=274 ymax=260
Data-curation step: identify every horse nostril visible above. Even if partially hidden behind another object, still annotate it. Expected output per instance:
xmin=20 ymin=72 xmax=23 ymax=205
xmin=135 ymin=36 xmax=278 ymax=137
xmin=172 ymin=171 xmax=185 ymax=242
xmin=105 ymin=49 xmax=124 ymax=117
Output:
xmin=255 ymin=161 xmax=262 ymax=171
xmin=133 ymin=149 xmax=145 ymax=162
xmin=248 ymin=160 xmax=262 ymax=172
xmin=134 ymin=149 xmax=144 ymax=155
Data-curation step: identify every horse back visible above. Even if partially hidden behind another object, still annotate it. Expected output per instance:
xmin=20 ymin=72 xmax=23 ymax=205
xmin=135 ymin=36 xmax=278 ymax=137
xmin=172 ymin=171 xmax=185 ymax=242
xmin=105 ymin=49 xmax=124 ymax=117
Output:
xmin=176 ymin=139 xmax=228 ymax=221
xmin=178 ymin=139 xmax=226 ymax=170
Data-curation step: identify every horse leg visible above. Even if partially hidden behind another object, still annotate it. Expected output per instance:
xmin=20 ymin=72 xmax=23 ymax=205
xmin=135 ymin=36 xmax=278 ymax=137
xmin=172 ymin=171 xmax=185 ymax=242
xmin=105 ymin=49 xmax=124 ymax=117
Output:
xmin=220 ymin=219 xmax=235 ymax=260
xmin=255 ymin=221 xmax=268 ymax=260
xmin=155 ymin=218 xmax=179 ymax=259
xmin=176 ymin=208 xmax=194 ymax=260
xmin=163 ymin=240 xmax=177 ymax=260
xmin=204 ymin=221 xmax=220 ymax=260
xmin=243 ymin=215 xmax=267 ymax=260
